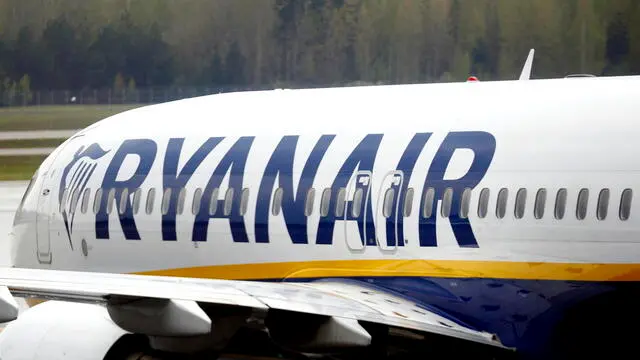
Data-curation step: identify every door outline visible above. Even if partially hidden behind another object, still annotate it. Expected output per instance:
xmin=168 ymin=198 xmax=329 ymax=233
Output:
xmin=343 ymin=171 xmax=372 ymax=252
xmin=376 ymin=171 xmax=404 ymax=253
xmin=34 ymin=134 xmax=84 ymax=264
xmin=36 ymin=171 xmax=52 ymax=264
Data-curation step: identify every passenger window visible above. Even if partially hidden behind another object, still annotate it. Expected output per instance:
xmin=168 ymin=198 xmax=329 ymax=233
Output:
xmin=496 ymin=188 xmax=508 ymax=219
xmin=119 ymin=188 xmax=129 ymax=215
xmin=620 ymin=188 xmax=633 ymax=221
xmin=146 ymin=188 xmax=156 ymax=215
xmin=209 ymin=188 xmax=219 ymax=215
xmin=107 ymin=188 xmax=116 ymax=214
xmin=161 ymin=188 xmax=172 ymax=216
xmin=352 ymin=188 xmax=364 ymax=217
xmin=383 ymin=188 xmax=395 ymax=218
xmin=460 ymin=188 xmax=471 ymax=219
xmin=240 ymin=188 xmax=250 ymax=216
xmin=441 ymin=187 xmax=453 ymax=217
xmin=81 ymin=188 xmax=91 ymax=214
xmin=177 ymin=188 xmax=186 ymax=215
xmin=514 ymin=188 xmax=527 ymax=219
xmin=60 ymin=188 xmax=69 ymax=212
xmin=320 ymin=188 xmax=331 ymax=217
xmin=224 ymin=188 xmax=234 ymax=216
xmin=422 ymin=187 xmax=435 ymax=218
xmin=478 ymin=188 xmax=490 ymax=218
xmin=192 ymin=188 xmax=203 ymax=215
xmin=304 ymin=188 xmax=315 ymax=216
xmin=403 ymin=188 xmax=414 ymax=217
xmin=554 ymin=189 xmax=567 ymax=220
xmin=534 ymin=189 xmax=547 ymax=219
xmin=335 ymin=187 xmax=346 ymax=217
xmin=576 ymin=188 xmax=589 ymax=220
xmin=93 ymin=188 xmax=103 ymax=214
xmin=596 ymin=189 xmax=610 ymax=220
xmin=272 ymin=188 xmax=284 ymax=216
xmin=132 ymin=188 xmax=141 ymax=214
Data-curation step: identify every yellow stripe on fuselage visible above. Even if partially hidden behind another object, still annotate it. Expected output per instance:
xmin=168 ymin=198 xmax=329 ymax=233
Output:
xmin=135 ymin=259 xmax=640 ymax=282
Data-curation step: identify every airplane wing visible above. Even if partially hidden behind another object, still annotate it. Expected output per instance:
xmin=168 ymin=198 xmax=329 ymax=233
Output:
xmin=0 ymin=268 xmax=509 ymax=352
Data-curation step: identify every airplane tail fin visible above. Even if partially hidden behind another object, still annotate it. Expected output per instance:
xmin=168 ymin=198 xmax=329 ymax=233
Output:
xmin=467 ymin=48 xmax=534 ymax=82
xmin=519 ymin=49 xmax=535 ymax=80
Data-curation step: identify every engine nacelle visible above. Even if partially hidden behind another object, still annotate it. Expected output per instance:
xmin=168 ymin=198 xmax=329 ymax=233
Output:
xmin=0 ymin=300 xmax=135 ymax=360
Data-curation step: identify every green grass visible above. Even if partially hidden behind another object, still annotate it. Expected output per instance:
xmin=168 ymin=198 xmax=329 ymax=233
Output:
xmin=0 ymin=104 xmax=142 ymax=131
xmin=0 ymin=156 xmax=46 ymax=180
xmin=0 ymin=138 xmax=66 ymax=148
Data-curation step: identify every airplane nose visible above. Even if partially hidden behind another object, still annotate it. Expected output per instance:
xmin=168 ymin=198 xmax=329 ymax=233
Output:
xmin=6 ymin=231 xmax=17 ymax=268
xmin=5 ymin=176 xmax=40 ymax=268
xmin=2 ymin=181 xmax=29 ymax=267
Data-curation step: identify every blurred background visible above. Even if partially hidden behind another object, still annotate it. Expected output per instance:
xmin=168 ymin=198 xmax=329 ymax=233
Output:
xmin=1 ymin=0 xmax=639 ymax=104
xmin=1 ymin=0 xmax=640 ymax=181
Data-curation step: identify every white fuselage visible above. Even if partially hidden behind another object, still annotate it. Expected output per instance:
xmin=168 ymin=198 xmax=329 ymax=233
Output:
xmin=8 ymin=76 xmax=640 ymax=350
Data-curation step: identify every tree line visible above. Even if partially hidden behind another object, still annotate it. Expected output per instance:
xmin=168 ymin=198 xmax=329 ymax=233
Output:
xmin=0 ymin=0 xmax=639 ymax=95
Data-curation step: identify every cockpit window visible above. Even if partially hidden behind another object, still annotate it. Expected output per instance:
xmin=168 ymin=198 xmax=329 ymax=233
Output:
xmin=60 ymin=188 xmax=70 ymax=212
xmin=14 ymin=170 xmax=39 ymax=225
xmin=18 ymin=171 xmax=37 ymax=208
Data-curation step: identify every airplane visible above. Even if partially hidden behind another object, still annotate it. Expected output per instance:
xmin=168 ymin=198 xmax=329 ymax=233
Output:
xmin=0 ymin=52 xmax=638 ymax=359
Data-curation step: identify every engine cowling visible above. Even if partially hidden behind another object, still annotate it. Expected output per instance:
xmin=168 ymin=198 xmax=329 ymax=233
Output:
xmin=0 ymin=300 xmax=143 ymax=360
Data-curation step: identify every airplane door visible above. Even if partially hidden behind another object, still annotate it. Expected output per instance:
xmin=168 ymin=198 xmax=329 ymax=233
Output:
xmin=376 ymin=171 xmax=403 ymax=252
xmin=36 ymin=171 xmax=53 ymax=264
xmin=343 ymin=171 xmax=372 ymax=251
xmin=33 ymin=134 xmax=85 ymax=264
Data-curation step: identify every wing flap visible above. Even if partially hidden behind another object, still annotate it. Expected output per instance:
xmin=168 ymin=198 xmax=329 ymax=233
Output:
xmin=0 ymin=268 xmax=507 ymax=349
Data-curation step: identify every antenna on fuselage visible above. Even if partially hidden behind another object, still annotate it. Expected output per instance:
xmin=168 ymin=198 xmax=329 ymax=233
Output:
xmin=519 ymin=49 xmax=535 ymax=80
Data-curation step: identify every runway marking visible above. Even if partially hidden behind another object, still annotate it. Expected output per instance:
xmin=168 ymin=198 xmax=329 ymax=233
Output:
xmin=0 ymin=130 xmax=79 ymax=140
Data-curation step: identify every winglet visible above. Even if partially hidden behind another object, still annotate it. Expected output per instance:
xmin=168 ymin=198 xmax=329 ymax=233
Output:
xmin=519 ymin=49 xmax=535 ymax=80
